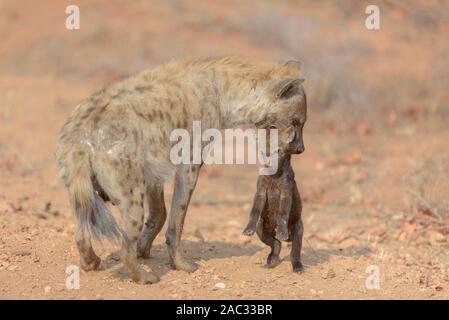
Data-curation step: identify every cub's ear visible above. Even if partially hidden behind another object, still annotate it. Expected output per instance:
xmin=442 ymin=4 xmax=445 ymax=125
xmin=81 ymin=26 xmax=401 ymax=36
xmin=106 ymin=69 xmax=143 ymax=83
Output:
xmin=273 ymin=78 xmax=305 ymax=99
xmin=281 ymin=127 xmax=296 ymax=144
xmin=284 ymin=60 xmax=302 ymax=70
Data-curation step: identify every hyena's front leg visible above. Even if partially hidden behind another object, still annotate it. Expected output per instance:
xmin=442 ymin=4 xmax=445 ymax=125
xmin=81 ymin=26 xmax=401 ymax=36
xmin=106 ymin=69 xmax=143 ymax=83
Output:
xmin=137 ymin=183 xmax=167 ymax=259
xmin=166 ymin=164 xmax=200 ymax=272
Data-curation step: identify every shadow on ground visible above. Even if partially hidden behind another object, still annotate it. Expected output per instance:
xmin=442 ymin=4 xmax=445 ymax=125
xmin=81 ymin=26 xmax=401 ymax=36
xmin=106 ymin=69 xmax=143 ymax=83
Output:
xmin=102 ymin=239 xmax=371 ymax=280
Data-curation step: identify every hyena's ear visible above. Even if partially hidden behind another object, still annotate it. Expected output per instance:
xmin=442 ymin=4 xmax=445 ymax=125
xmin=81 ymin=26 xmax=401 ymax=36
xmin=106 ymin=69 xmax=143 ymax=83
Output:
xmin=284 ymin=60 xmax=302 ymax=70
xmin=272 ymin=78 xmax=305 ymax=100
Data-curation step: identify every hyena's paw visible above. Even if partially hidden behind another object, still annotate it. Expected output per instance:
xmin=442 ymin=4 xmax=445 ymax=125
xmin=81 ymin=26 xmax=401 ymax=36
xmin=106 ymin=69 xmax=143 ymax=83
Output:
xmin=265 ymin=254 xmax=281 ymax=268
xmin=173 ymin=259 xmax=198 ymax=273
xmin=80 ymin=254 xmax=101 ymax=272
xmin=292 ymin=260 xmax=304 ymax=273
xmin=131 ymin=271 xmax=160 ymax=284
xmin=136 ymin=245 xmax=151 ymax=260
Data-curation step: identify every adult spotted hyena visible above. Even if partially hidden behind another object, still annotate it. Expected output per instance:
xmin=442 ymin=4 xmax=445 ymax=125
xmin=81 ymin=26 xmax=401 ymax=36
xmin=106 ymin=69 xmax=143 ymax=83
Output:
xmin=55 ymin=57 xmax=306 ymax=283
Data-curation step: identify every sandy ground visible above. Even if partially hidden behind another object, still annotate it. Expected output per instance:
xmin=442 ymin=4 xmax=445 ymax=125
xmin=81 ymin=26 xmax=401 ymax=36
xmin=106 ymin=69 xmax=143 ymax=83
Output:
xmin=1 ymin=0 xmax=448 ymax=299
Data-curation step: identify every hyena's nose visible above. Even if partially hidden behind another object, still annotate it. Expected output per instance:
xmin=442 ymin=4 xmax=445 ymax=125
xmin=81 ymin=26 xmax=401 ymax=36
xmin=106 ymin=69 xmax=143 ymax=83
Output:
xmin=295 ymin=146 xmax=305 ymax=154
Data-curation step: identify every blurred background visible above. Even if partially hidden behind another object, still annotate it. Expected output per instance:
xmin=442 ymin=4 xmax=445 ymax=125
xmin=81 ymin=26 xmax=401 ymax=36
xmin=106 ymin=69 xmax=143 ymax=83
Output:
xmin=0 ymin=0 xmax=448 ymax=299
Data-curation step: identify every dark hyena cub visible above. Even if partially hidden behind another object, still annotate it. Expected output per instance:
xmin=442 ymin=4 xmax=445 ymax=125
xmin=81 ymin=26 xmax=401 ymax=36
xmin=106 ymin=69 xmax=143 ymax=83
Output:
xmin=243 ymin=148 xmax=304 ymax=272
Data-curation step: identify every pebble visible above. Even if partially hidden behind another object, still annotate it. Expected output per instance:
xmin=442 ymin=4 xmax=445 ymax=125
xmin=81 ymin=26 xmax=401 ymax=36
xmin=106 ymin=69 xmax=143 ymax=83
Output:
xmin=214 ymin=282 xmax=226 ymax=289
xmin=239 ymin=235 xmax=252 ymax=244
xmin=13 ymin=250 xmax=31 ymax=257
xmin=429 ymin=232 xmax=446 ymax=245
xmin=8 ymin=265 xmax=18 ymax=271
xmin=44 ymin=286 xmax=51 ymax=294
xmin=404 ymin=254 xmax=414 ymax=266
xmin=321 ymin=268 xmax=336 ymax=279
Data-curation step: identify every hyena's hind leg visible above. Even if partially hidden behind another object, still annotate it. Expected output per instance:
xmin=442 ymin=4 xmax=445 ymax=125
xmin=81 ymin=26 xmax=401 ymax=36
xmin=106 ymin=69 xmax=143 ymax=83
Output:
xmin=74 ymin=218 xmax=101 ymax=271
xmin=137 ymin=183 xmax=167 ymax=259
xmin=94 ymin=157 xmax=159 ymax=284
xmin=256 ymin=221 xmax=282 ymax=268
xmin=119 ymin=200 xmax=159 ymax=284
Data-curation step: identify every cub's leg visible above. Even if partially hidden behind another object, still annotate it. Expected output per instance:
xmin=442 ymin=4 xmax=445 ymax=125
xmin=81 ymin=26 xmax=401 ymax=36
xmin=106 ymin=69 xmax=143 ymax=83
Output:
xmin=243 ymin=179 xmax=266 ymax=236
xmin=137 ymin=183 xmax=167 ymax=259
xmin=290 ymin=219 xmax=304 ymax=272
xmin=276 ymin=188 xmax=292 ymax=241
xmin=256 ymin=221 xmax=282 ymax=268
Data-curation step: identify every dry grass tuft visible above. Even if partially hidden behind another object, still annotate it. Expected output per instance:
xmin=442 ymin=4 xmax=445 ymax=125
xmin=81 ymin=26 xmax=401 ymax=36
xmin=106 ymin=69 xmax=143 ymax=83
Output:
xmin=405 ymin=157 xmax=449 ymax=223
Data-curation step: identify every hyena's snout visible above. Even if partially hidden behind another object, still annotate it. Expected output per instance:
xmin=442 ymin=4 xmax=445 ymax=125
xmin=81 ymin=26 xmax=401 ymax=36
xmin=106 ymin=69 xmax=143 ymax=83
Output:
xmin=293 ymin=145 xmax=304 ymax=154
xmin=291 ymin=135 xmax=305 ymax=154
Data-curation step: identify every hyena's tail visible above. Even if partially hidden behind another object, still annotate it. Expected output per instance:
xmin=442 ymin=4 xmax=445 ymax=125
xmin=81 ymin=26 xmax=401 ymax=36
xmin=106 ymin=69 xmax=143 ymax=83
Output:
xmin=67 ymin=154 xmax=122 ymax=245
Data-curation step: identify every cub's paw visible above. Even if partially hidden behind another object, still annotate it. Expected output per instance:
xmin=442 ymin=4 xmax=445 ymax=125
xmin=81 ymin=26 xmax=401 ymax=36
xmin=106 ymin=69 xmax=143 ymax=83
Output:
xmin=243 ymin=226 xmax=256 ymax=236
xmin=292 ymin=261 xmax=304 ymax=273
xmin=266 ymin=254 xmax=281 ymax=268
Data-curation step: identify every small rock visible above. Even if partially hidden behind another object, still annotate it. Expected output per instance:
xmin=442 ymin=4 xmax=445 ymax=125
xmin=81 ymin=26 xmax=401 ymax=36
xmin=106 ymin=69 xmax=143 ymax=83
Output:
xmin=0 ymin=201 xmax=11 ymax=213
xmin=404 ymin=254 xmax=414 ymax=266
xmin=321 ymin=268 xmax=336 ymax=279
xmin=239 ymin=235 xmax=252 ymax=244
xmin=429 ymin=231 xmax=446 ymax=245
xmin=13 ymin=250 xmax=31 ymax=257
xmin=44 ymin=286 xmax=51 ymax=294
xmin=214 ymin=282 xmax=226 ymax=289
xmin=349 ymin=185 xmax=363 ymax=204
xmin=8 ymin=265 xmax=18 ymax=271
